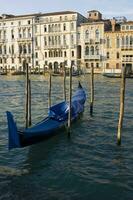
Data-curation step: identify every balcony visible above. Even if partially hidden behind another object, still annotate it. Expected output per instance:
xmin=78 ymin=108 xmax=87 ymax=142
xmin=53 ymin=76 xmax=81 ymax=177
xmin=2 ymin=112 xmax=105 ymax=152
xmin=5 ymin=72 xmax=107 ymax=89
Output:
xmin=0 ymin=39 xmax=7 ymax=43
xmin=17 ymin=37 xmax=32 ymax=42
xmin=17 ymin=53 xmax=32 ymax=58
xmin=84 ymin=55 xmax=101 ymax=60
xmin=84 ymin=38 xmax=105 ymax=45
xmin=44 ymin=44 xmax=69 ymax=49
xmin=85 ymin=38 xmax=95 ymax=44
xmin=121 ymin=45 xmax=133 ymax=50
xmin=122 ymin=57 xmax=133 ymax=62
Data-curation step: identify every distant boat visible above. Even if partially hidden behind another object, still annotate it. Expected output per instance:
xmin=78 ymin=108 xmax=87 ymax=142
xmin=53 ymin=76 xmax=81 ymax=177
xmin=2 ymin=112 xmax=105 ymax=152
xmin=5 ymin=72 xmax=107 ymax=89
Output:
xmin=0 ymin=71 xmax=7 ymax=75
xmin=102 ymin=73 xmax=121 ymax=78
xmin=6 ymin=82 xmax=86 ymax=150
xmin=11 ymin=71 xmax=25 ymax=75
xmin=102 ymin=66 xmax=133 ymax=78
xmin=102 ymin=72 xmax=133 ymax=78
xmin=51 ymin=70 xmax=82 ymax=77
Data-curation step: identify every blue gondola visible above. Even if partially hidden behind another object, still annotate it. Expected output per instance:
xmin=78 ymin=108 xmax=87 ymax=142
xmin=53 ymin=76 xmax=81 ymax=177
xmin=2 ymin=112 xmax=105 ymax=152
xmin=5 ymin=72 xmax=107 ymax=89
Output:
xmin=6 ymin=82 xmax=86 ymax=150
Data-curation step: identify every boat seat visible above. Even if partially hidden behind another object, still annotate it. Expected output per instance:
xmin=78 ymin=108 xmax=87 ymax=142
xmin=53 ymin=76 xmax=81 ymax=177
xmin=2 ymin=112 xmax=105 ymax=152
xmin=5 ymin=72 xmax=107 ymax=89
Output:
xmin=48 ymin=101 xmax=69 ymax=121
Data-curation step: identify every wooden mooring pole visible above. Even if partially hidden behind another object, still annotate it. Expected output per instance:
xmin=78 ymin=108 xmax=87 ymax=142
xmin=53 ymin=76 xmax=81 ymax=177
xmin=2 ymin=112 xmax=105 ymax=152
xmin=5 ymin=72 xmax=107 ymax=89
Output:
xmin=48 ymin=69 xmax=52 ymax=108
xmin=28 ymin=79 xmax=32 ymax=126
xmin=63 ymin=63 xmax=66 ymax=101
xmin=25 ymin=63 xmax=29 ymax=128
xmin=117 ymin=65 xmax=126 ymax=145
xmin=90 ymin=65 xmax=94 ymax=116
xmin=68 ymin=64 xmax=72 ymax=136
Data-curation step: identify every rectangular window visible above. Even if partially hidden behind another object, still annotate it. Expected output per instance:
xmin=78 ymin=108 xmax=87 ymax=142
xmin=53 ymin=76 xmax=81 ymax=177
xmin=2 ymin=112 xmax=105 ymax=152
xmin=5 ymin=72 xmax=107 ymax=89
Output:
xmin=107 ymin=38 xmax=110 ymax=48
xmin=19 ymin=58 xmax=21 ymax=64
xmin=91 ymin=63 xmax=94 ymax=67
xmin=4 ymin=58 xmax=7 ymax=63
xmin=44 ymin=25 xmax=47 ymax=32
xmin=35 ymin=52 xmax=38 ymax=58
xmin=71 ymin=22 xmax=74 ymax=30
xmin=35 ymin=37 xmax=38 ymax=47
xmin=63 ymin=23 xmax=66 ymax=31
xmin=45 ymin=52 xmax=47 ymax=58
xmin=106 ymin=63 xmax=109 ymax=69
xmin=116 ymin=63 xmax=119 ymax=69
xmin=126 ymin=25 xmax=129 ymax=30
xmin=96 ymin=63 xmax=99 ymax=68
xmin=12 ymin=58 xmax=14 ymax=63
xmin=18 ymin=21 xmax=21 ymax=26
xmin=0 ymin=46 xmax=2 ymax=54
xmin=72 ymin=51 xmax=74 ymax=57
xmin=107 ymin=52 xmax=110 ymax=59
xmin=35 ymin=25 xmax=38 ymax=33
xmin=117 ymin=52 xmax=119 ymax=59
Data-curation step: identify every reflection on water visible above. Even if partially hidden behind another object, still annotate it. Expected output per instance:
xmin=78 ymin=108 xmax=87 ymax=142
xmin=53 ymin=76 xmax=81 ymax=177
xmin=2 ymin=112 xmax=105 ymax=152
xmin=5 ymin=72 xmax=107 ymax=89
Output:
xmin=0 ymin=75 xmax=133 ymax=200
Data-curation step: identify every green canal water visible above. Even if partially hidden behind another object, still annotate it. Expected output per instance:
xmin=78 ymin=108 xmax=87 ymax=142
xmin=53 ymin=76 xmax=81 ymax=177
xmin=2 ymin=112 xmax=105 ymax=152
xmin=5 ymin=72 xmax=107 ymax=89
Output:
xmin=0 ymin=75 xmax=133 ymax=200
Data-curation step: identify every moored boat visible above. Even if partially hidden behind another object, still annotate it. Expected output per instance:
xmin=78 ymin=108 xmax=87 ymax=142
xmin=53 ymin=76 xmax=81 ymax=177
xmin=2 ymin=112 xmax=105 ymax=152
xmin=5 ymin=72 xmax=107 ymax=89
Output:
xmin=6 ymin=82 xmax=86 ymax=150
xmin=102 ymin=72 xmax=133 ymax=78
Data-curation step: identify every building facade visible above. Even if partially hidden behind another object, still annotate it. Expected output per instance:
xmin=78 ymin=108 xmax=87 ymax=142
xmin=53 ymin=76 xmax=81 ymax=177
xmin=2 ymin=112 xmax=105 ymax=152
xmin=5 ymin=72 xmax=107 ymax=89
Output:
xmin=0 ymin=10 xmax=132 ymax=74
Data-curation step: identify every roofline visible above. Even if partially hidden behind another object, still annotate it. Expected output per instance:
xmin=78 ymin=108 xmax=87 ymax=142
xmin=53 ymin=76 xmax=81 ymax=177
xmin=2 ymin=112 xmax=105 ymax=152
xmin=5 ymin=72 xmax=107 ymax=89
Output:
xmin=80 ymin=21 xmax=105 ymax=26
xmin=0 ymin=10 xmax=79 ymax=20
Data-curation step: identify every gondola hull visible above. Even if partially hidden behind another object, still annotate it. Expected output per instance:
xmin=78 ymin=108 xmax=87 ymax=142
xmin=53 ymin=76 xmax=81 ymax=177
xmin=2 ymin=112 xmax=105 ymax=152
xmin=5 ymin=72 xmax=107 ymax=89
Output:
xmin=6 ymin=83 xmax=86 ymax=150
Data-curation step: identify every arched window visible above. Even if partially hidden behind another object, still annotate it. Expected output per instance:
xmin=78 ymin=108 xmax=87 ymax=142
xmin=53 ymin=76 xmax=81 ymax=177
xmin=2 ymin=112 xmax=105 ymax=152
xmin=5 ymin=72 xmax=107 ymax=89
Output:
xmin=19 ymin=44 xmax=22 ymax=54
xmin=95 ymin=46 xmax=99 ymax=55
xmin=45 ymin=52 xmax=47 ymax=58
xmin=28 ymin=44 xmax=31 ymax=54
xmin=90 ymin=46 xmax=94 ymax=55
xmin=85 ymin=30 xmax=89 ymax=39
xmin=23 ymin=44 xmax=27 ymax=54
xmin=63 ymin=23 xmax=66 ymax=31
xmin=85 ymin=46 xmax=89 ymax=55
xmin=56 ymin=51 xmax=58 ymax=57
xmin=54 ymin=50 xmax=56 ymax=57
xmin=126 ymin=35 xmax=129 ymax=45
xmin=95 ymin=29 xmax=99 ymax=39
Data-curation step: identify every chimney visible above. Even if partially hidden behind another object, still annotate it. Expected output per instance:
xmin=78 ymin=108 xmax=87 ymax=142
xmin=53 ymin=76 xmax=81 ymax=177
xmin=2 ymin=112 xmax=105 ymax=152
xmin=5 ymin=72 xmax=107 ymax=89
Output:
xmin=111 ymin=19 xmax=116 ymax=32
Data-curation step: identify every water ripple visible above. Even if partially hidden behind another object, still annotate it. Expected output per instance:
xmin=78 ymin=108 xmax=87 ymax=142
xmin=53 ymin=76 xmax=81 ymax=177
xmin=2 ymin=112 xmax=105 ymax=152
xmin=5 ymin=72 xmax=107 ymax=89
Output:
xmin=0 ymin=75 xmax=133 ymax=200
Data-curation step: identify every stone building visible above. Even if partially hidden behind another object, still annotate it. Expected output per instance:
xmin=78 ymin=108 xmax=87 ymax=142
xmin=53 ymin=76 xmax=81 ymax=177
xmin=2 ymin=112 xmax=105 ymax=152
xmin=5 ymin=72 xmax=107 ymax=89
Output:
xmin=0 ymin=11 xmax=87 ymax=73
xmin=0 ymin=10 xmax=132 ymax=74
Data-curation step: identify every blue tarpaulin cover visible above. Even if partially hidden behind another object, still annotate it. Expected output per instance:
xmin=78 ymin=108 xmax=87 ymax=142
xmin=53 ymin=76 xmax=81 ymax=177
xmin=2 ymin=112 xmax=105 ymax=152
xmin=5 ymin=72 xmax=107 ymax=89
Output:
xmin=6 ymin=83 xmax=86 ymax=150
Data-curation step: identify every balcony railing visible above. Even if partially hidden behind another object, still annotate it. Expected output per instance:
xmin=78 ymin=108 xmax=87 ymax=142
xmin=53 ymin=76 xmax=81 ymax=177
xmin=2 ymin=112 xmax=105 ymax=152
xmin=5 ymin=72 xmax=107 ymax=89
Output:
xmin=122 ymin=57 xmax=133 ymax=62
xmin=17 ymin=53 xmax=32 ymax=58
xmin=121 ymin=45 xmax=133 ymax=50
xmin=17 ymin=37 xmax=32 ymax=42
xmin=84 ymin=38 xmax=104 ymax=44
xmin=44 ymin=44 xmax=69 ymax=49
xmin=84 ymin=55 xmax=101 ymax=60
